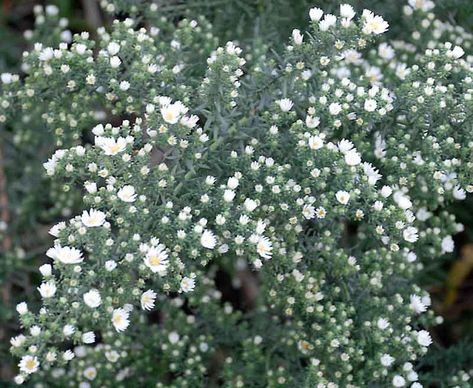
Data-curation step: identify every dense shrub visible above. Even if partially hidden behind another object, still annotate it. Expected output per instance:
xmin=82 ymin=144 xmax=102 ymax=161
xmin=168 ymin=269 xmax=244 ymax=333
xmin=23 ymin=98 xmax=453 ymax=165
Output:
xmin=1 ymin=1 xmax=472 ymax=386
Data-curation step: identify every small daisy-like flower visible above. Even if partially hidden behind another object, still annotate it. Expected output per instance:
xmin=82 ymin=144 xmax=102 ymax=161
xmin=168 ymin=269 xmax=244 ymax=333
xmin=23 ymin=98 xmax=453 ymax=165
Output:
xmin=37 ymin=281 xmax=56 ymax=298
xmin=416 ymin=330 xmax=432 ymax=347
xmin=292 ymin=29 xmax=303 ymax=45
xmin=335 ymin=190 xmax=350 ymax=205
xmin=403 ymin=226 xmax=418 ymax=243
xmin=344 ymin=149 xmax=361 ymax=166
xmin=302 ymin=204 xmax=315 ymax=219
xmin=161 ymin=101 xmax=187 ymax=124
xmin=84 ymin=366 xmax=97 ymax=381
xmin=364 ymin=99 xmax=377 ymax=112
xmin=201 ymin=230 xmax=217 ymax=249
xmin=144 ymin=245 xmax=169 ymax=274
xmin=276 ymin=98 xmax=293 ymax=112
xmin=309 ymin=7 xmax=323 ymax=21
xmin=19 ymin=355 xmax=40 ymax=375
xmin=63 ymin=350 xmax=75 ymax=361
xmin=410 ymin=295 xmax=427 ymax=314
xmin=441 ymin=235 xmax=454 ymax=253
xmin=256 ymin=236 xmax=273 ymax=259
xmin=46 ymin=245 xmax=84 ymax=264
xmin=95 ymin=136 xmax=127 ymax=156
xmin=83 ymin=289 xmax=102 ymax=308
xmin=81 ymin=209 xmax=106 ymax=227
xmin=141 ymin=289 xmax=157 ymax=310
xmin=82 ymin=331 xmax=95 ymax=344
xmin=308 ymin=136 xmax=324 ymax=150
xmin=112 ymin=308 xmax=130 ymax=332
xmin=16 ymin=302 xmax=28 ymax=315
xmin=107 ymin=41 xmax=120 ymax=55
xmin=316 ymin=207 xmax=327 ymax=218
xmin=117 ymin=185 xmax=137 ymax=202
xmin=380 ymin=353 xmax=395 ymax=367
xmin=392 ymin=375 xmax=406 ymax=387
xmin=362 ymin=10 xmax=389 ymax=34
xmin=180 ymin=276 xmax=196 ymax=293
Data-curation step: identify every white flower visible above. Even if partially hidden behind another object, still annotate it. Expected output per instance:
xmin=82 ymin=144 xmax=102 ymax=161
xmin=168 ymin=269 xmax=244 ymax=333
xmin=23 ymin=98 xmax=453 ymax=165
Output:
xmin=392 ymin=375 xmax=406 ymax=387
xmin=201 ymin=230 xmax=217 ymax=249
xmin=37 ymin=281 xmax=56 ymax=298
xmin=308 ymin=136 xmax=324 ymax=150
xmin=63 ymin=324 xmax=75 ymax=336
xmin=244 ymin=198 xmax=258 ymax=212
xmin=403 ymin=227 xmax=418 ymax=243
xmin=306 ymin=115 xmax=320 ymax=128
xmin=10 ymin=335 xmax=26 ymax=348
xmin=319 ymin=14 xmax=337 ymax=31
xmin=340 ymin=4 xmax=355 ymax=20
xmin=83 ymin=289 xmax=102 ymax=308
xmin=276 ymin=98 xmax=293 ymax=112
xmin=377 ymin=318 xmax=390 ymax=330
xmin=119 ymin=81 xmax=130 ymax=92
xmin=223 ymin=189 xmax=236 ymax=202
xmin=16 ymin=302 xmax=28 ymax=315
xmin=364 ymin=99 xmax=377 ymax=112
xmin=363 ymin=163 xmax=382 ymax=185
xmin=410 ymin=295 xmax=427 ymax=314
xmin=19 ymin=355 xmax=40 ymax=375
xmin=117 ymin=185 xmax=137 ymax=202
xmin=48 ymin=221 xmax=66 ymax=237
xmin=141 ymin=289 xmax=157 ymax=310
xmin=46 ymin=245 xmax=84 ymax=264
xmin=81 ymin=209 xmax=106 ymax=227
xmin=144 ymin=244 xmax=169 ymax=274
xmin=408 ymin=0 xmax=435 ymax=11
xmin=449 ymin=45 xmax=464 ymax=59
xmin=292 ymin=29 xmax=303 ymax=45
xmin=95 ymin=136 xmax=127 ymax=155
xmin=105 ymin=260 xmax=117 ymax=271
xmin=227 ymin=177 xmax=239 ymax=189
xmin=393 ymin=191 xmax=412 ymax=210
xmin=309 ymin=7 xmax=323 ymax=21
xmin=84 ymin=182 xmax=97 ymax=194
xmin=39 ymin=264 xmax=52 ymax=277
xmin=416 ymin=330 xmax=432 ymax=347
xmin=338 ymin=139 xmax=354 ymax=153
xmin=82 ymin=331 xmax=95 ymax=344
xmin=84 ymin=366 xmax=97 ymax=380
xmin=180 ymin=276 xmax=196 ymax=293
xmin=112 ymin=308 xmax=130 ymax=332
xmin=441 ymin=235 xmax=454 ymax=253
xmin=380 ymin=353 xmax=395 ymax=367
xmin=453 ymin=185 xmax=466 ymax=200
xmin=256 ymin=236 xmax=273 ymax=259
xmin=335 ymin=190 xmax=350 ymax=205
xmin=168 ymin=331 xmax=180 ymax=344
xmin=328 ymin=102 xmax=342 ymax=115
xmin=344 ymin=150 xmax=361 ymax=166
xmin=63 ymin=350 xmax=75 ymax=361
xmin=107 ymin=42 xmax=120 ymax=55
xmin=110 ymin=56 xmax=121 ymax=68
xmin=362 ymin=10 xmax=389 ymax=34
xmin=1 ymin=73 xmax=13 ymax=84
xmin=161 ymin=101 xmax=187 ymax=124
xmin=302 ymin=204 xmax=315 ymax=219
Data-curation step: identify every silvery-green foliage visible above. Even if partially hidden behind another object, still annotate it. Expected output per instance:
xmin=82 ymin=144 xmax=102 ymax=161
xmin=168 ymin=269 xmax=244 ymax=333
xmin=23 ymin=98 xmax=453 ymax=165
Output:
xmin=1 ymin=1 xmax=472 ymax=387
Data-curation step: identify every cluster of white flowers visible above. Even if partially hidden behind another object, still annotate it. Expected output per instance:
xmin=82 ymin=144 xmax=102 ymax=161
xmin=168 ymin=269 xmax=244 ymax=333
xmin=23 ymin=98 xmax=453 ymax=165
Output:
xmin=1 ymin=1 xmax=472 ymax=386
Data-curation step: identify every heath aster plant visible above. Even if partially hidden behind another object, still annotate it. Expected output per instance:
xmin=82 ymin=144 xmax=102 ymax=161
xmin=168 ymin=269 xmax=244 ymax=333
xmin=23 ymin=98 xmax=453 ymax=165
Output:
xmin=1 ymin=1 xmax=472 ymax=387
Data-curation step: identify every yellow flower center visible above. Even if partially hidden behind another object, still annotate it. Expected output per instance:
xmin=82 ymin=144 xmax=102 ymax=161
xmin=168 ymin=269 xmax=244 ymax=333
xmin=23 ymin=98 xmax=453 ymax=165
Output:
xmin=110 ymin=143 xmax=121 ymax=154
xmin=149 ymin=255 xmax=162 ymax=266
xmin=25 ymin=359 xmax=36 ymax=370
